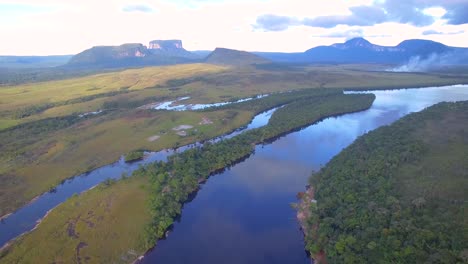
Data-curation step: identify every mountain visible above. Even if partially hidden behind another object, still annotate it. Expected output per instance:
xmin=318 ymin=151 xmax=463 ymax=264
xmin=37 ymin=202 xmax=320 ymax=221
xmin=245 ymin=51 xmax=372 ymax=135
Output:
xmin=205 ymin=48 xmax=270 ymax=66
xmin=66 ymin=42 xmax=195 ymax=69
xmin=148 ymin=40 xmax=200 ymax=59
xmin=255 ymin=37 xmax=468 ymax=65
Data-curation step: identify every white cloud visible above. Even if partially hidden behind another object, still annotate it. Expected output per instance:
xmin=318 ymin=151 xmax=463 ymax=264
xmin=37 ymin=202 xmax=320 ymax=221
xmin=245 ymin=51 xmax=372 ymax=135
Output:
xmin=0 ymin=0 xmax=467 ymax=55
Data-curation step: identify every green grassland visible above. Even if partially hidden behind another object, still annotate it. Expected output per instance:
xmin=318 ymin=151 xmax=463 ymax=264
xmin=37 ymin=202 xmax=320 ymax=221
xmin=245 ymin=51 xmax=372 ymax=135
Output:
xmin=0 ymin=108 xmax=252 ymax=216
xmin=0 ymin=62 xmax=467 ymax=217
xmin=1 ymin=63 xmax=467 ymax=128
xmin=0 ymin=175 xmax=151 ymax=264
xmin=301 ymin=101 xmax=468 ymax=263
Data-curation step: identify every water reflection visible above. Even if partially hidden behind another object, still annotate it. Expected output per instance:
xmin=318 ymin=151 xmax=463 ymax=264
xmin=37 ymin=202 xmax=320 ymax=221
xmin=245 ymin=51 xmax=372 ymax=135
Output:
xmin=154 ymin=94 xmax=269 ymax=111
xmin=142 ymin=85 xmax=468 ymax=264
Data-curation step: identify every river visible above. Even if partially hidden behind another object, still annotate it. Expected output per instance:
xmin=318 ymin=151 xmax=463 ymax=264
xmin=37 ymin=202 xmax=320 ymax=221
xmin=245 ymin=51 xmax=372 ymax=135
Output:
xmin=0 ymin=107 xmax=277 ymax=248
xmin=139 ymin=85 xmax=468 ymax=264
xmin=1 ymin=85 xmax=468 ymax=261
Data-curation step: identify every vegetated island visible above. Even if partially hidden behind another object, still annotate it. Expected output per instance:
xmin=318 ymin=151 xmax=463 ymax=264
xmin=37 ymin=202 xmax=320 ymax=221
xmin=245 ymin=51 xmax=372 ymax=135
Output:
xmin=298 ymin=101 xmax=468 ymax=263
xmin=0 ymin=90 xmax=375 ymax=263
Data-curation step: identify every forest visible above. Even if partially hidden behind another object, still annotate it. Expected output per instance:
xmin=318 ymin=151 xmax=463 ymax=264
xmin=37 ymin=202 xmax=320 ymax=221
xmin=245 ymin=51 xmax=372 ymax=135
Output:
xmin=301 ymin=101 xmax=468 ymax=263
xmin=132 ymin=91 xmax=375 ymax=246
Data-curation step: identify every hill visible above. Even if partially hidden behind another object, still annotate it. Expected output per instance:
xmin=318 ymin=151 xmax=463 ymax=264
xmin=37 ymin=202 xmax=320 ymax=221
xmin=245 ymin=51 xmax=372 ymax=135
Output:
xmin=205 ymin=48 xmax=270 ymax=66
xmin=299 ymin=101 xmax=468 ymax=263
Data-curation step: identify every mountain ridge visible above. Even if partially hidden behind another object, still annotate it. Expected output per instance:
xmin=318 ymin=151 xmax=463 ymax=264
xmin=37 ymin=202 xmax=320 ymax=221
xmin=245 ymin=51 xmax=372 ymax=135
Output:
xmin=256 ymin=37 xmax=468 ymax=65
xmin=205 ymin=47 xmax=270 ymax=66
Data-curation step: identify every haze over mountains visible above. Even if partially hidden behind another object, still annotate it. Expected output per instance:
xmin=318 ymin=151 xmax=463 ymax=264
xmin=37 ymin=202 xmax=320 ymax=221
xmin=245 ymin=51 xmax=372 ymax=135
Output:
xmin=2 ymin=38 xmax=467 ymax=71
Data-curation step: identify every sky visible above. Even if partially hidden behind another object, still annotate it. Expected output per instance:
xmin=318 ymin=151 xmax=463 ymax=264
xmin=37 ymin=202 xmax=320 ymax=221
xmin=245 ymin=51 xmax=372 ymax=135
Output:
xmin=0 ymin=0 xmax=467 ymax=55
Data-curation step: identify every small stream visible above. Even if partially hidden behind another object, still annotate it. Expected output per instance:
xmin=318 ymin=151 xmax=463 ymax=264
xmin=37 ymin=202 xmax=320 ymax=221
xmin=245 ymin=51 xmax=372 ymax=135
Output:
xmin=0 ymin=107 xmax=278 ymax=248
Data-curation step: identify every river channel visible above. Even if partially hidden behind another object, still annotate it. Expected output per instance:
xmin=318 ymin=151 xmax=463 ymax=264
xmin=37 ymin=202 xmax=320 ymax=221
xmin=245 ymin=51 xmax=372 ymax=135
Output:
xmin=140 ymin=85 xmax=468 ymax=264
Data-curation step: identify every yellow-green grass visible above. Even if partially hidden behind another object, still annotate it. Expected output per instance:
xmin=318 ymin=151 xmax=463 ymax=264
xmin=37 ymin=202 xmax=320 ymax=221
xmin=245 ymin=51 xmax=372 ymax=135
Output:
xmin=0 ymin=175 xmax=151 ymax=264
xmin=0 ymin=63 xmax=227 ymax=113
xmin=3 ymin=63 xmax=467 ymax=130
xmin=0 ymin=109 xmax=253 ymax=216
xmin=0 ymin=119 xmax=20 ymax=130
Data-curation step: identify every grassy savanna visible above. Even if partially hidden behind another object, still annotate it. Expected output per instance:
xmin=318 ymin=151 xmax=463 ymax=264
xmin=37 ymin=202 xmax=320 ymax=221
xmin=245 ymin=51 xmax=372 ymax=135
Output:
xmin=1 ymin=91 xmax=375 ymax=263
xmin=0 ymin=64 xmax=227 ymax=121
xmin=0 ymin=108 xmax=252 ymax=216
xmin=0 ymin=175 xmax=151 ymax=264
xmin=301 ymin=101 xmax=468 ymax=263
xmin=1 ymin=63 xmax=467 ymax=129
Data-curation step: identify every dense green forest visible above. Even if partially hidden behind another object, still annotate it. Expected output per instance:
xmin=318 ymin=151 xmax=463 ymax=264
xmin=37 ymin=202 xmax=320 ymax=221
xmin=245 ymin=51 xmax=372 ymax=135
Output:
xmin=301 ymin=101 xmax=468 ymax=263
xmin=132 ymin=92 xmax=375 ymax=247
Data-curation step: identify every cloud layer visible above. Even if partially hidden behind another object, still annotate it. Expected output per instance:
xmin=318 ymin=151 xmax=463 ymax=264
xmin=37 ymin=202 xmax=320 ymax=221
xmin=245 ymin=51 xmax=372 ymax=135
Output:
xmin=255 ymin=0 xmax=468 ymax=31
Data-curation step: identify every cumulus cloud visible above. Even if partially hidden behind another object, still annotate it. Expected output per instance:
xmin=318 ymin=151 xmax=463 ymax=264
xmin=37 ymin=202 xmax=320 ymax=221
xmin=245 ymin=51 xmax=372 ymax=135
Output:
xmin=122 ymin=4 xmax=154 ymax=13
xmin=254 ymin=14 xmax=299 ymax=31
xmin=442 ymin=2 xmax=468 ymax=25
xmin=254 ymin=0 xmax=468 ymax=31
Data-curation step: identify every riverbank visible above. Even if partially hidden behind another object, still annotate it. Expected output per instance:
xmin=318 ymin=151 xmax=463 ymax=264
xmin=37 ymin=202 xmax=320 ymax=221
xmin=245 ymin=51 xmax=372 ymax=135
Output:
xmin=0 ymin=175 xmax=151 ymax=263
xmin=300 ymin=101 xmax=468 ymax=263
xmin=1 ymin=91 xmax=375 ymax=263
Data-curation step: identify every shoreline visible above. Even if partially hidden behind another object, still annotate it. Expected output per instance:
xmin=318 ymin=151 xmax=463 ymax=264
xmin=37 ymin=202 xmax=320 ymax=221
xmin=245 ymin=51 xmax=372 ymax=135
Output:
xmin=133 ymin=98 xmax=377 ymax=262
xmin=0 ymin=184 xmax=101 ymax=251
xmin=296 ymin=186 xmax=326 ymax=264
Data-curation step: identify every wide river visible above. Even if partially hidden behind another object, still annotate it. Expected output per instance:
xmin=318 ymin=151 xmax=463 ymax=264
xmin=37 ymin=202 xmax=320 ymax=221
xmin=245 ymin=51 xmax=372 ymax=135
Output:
xmin=140 ymin=85 xmax=468 ymax=263
xmin=1 ymin=85 xmax=468 ymax=262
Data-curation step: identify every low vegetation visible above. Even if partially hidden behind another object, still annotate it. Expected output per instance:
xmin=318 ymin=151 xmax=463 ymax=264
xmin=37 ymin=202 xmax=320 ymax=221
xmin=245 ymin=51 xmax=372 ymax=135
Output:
xmin=124 ymin=150 xmax=145 ymax=162
xmin=300 ymin=101 xmax=468 ymax=263
xmin=0 ymin=108 xmax=252 ymax=217
xmin=0 ymin=175 xmax=151 ymax=264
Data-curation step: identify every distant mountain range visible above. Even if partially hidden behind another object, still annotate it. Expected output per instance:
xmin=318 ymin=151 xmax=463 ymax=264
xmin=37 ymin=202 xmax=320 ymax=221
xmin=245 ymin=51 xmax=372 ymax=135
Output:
xmin=2 ymin=38 xmax=467 ymax=71
xmin=0 ymin=55 xmax=72 ymax=69
xmin=255 ymin=37 xmax=468 ymax=65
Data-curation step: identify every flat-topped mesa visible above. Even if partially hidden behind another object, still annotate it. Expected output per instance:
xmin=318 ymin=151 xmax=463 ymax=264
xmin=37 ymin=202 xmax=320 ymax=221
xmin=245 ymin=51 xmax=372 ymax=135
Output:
xmin=147 ymin=39 xmax=197 ymax=59
xmin=149 ymin=40 xmax=184 ymax=51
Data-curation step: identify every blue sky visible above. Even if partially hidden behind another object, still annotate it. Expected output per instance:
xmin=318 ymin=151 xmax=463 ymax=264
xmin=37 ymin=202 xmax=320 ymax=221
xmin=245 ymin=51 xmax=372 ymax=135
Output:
xmin=0 ymin=0 xmax=467 ymax=55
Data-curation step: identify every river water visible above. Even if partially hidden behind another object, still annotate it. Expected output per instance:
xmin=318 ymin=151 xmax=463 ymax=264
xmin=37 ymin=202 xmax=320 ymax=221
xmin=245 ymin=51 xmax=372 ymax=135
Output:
xmin=0 ymin=107 xmax=277 ymax=248
xmin=140 ymin=85 xmax=468 ymax=264
xmin=1 ymin=85 xmax=467 ymax=260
